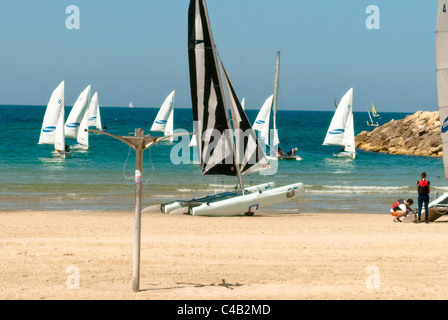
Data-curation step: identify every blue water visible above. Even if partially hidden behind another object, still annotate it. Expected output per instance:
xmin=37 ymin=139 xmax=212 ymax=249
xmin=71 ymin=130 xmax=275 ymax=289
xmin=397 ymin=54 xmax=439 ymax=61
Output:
xmin=0 ymin=105 xmax=445 ymax=214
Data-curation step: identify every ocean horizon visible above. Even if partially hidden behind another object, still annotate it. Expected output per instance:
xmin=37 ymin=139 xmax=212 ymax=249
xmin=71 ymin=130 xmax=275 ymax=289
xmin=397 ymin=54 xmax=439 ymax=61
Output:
xmin=0 ymin=104 xmax=444 ymax=214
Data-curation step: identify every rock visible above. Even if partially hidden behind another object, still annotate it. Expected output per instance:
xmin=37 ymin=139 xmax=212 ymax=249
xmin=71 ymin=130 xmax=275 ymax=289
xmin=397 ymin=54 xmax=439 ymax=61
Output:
xmin=355 ymin=110 xmax=442 ymax=157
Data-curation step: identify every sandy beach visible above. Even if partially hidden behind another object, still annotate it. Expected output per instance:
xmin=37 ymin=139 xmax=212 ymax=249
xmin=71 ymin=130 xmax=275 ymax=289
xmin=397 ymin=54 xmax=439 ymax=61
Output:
xmin=1 ymin=210 xmax=448 ymax=300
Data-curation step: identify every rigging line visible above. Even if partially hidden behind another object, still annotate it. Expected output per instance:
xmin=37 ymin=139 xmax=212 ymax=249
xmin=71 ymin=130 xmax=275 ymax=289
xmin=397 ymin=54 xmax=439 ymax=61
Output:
xmin=122 ymin=146 xmax=133 ymax=180
xmin=144 ymin=147 xmax=155 ymax=185
xmin=123 ymin=147 xmax=134 ymax=180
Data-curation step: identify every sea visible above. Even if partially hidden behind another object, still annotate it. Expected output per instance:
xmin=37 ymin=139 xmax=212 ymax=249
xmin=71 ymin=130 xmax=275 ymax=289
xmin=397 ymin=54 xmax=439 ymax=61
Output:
xmin=0 ymin=105 xmax=445 ymax=214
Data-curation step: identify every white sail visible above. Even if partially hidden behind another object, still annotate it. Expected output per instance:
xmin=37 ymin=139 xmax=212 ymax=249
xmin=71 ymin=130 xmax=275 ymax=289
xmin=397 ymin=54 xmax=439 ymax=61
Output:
xmin=150 ymin=90 xmax=175 ymax=142
xmin=419 ymin=1 xmax=448 ymax=220
xmin=437 ymin=0 xmax=448 ymax=179
xmin=241 ymin=97 xmax=245 ymax=110
xmin=343 ymin=112 xmax=355 ymax=153
xmin=368 ymin=109 xmax=374 ymax=123
xmin=54 ymin=106 xmax=66 ymax=151
xmin=253 ymin=94 xmax=273 ymax=148
xmin=76 ymin=107 xmax=89 ymax=148
xmin=38 ymin=81 xmax=65 ymax=145
xmin=65 ymin=85 xmax=91 ymax=139
xmin=88 ymin=92 xmax=102 ymax=130
xmin=323 ymin=88 xmax=353 ymax=147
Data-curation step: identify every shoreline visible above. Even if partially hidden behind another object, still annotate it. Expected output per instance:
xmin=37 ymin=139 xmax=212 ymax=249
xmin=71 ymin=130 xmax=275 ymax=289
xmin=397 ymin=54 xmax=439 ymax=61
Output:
xmin=1 ymin=210 xmax=448 ymax=300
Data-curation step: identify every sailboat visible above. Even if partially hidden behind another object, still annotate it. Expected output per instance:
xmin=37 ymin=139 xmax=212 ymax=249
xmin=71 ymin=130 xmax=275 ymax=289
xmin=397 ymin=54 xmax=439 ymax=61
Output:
xmin=129 ymin=101 xmax=134 ymax=108
xmin=423 ymin=0 xmax=448 ymax=221
xmin=253 ymin=94 xmax=274 ymax=152
xmin=323 ymin=88 xmax=356 ymax=159
xmin=371 ymin=102 xmax=380 ymax=117
xmin=150 ymin=90 xmax=175 ymax=142
xmin=88 ymin=92 xmax=103 ymax=131
xmin=66 ymin=85 xmax=91 ymax=150
xmin=74 ymin=105 xmax=89 ymax=150
xmin=253 ymin=51 xmax=302 ymax=161
xmin=367 ymin=109 xmax=379 ymax=127
xmin=38 ymin=81 xmax=71 ymax=158
xmin=65 ymin=85 xmax=91 ymax=139
xmin=142 ymin=0 xmax=304 ymax=216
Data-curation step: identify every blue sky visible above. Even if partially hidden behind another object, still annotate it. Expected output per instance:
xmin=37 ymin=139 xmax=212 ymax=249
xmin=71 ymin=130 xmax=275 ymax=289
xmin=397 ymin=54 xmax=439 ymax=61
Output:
xmin=0 ymin=0 xmax=439 ymax=112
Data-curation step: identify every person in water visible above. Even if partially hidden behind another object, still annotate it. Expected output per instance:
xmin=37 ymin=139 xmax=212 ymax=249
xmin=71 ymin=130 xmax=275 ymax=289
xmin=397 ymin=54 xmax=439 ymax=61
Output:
xmin=417 ymin=172 xmax=430 ymax=223
xmin=287 ymin=147 xmax=298 ymax=156
xmin=390 ymin=198 xmax=414 ymax=223
xmin=276 ymin=147 xmax=285 ymax=157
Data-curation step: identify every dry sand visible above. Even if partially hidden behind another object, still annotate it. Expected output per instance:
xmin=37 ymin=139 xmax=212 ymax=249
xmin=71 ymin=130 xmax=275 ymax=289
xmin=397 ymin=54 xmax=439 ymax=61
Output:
xmin=1 ymin=210 xmax=448 ymax=300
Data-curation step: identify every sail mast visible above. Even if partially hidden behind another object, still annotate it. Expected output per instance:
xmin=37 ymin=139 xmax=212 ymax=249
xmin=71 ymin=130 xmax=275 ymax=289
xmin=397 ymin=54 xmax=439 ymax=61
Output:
xmin=271 ymin=51 xmax=280 ymax=155
xmin=273 ymin=51 xmax=280 ymax=121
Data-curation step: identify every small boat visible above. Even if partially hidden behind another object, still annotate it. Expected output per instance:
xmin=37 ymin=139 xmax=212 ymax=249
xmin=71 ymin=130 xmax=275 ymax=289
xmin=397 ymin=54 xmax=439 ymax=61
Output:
xmin=253 ymin=51 xmax=302 ymax=161
xmin=129 ymin=101 xmax=134 ymax=108
xmin=65 ymin=85 xmax=91 ymax=140
xmin=143 ymin=0 xmax=305 ymax=216
xmin=367 ymin=109 xmax=379 ymax=127
xmin=72 ymin=104 xmax=89 ymax=150
xmin=371 ymin=102 xmax=380 ymax=117
xmin=88 ymin=92 xmax=103 ymax=131
xmin=38 ymin=81 xmax=71 ymax=158
xmin=66 ymin=85 xmax=91 ymax=150
xmin=323 ymin=88 xmax=356 ymax=159
xmin=150 ymin=90 xmax=175 ymax=143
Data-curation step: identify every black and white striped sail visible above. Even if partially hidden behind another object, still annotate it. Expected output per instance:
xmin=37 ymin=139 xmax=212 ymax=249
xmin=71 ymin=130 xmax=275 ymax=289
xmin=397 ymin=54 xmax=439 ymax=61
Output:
xmin=437 ymin=0 xmax=448 ymax=179
xmin=188 ymin=0 xmax=270 ymax=177
xmin=221 ymin=61 xmax=270 ymax=175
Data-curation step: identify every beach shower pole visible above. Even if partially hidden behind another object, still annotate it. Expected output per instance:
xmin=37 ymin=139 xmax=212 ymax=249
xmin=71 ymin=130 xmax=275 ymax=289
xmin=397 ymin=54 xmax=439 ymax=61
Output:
xmin=132 ymin=128 xmax=144 ymax=292
xmin=87 ymin=128 xmax=170 ymax=292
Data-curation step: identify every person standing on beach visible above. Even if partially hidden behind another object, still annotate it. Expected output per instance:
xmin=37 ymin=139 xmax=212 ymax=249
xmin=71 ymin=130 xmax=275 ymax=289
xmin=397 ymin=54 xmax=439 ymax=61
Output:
xmin=390 ymin=198 xmax=414 ymax=222
xmin=417 ymin=172 xmax=430 ymax=223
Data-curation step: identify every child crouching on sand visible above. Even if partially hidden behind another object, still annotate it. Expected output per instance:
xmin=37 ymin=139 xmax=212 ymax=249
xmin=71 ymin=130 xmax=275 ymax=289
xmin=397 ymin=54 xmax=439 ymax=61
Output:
xmin=390 ymin=198 xmax=414 ymax=222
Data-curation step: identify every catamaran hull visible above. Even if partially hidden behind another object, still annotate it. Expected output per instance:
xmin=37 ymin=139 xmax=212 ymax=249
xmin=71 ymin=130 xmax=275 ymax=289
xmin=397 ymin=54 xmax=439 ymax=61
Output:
xmin=145 ymin=182 xmax=304 ymax=217
xmin=70 ymin=144 xmax=88 ymax=150
xmin=51 ymin=151 xmax=71 ymax=159
xmin=278 ymin=155 xmax=302 ymax=161
xmin=192 ymin=182 xmax=304 ymax=216
xmin=152 ymin=182 xmax=277 ymax=214
xmin=333 ymin=151 xmax=356 ymax=159
xmin=419 ymin=193 xmax=448 ymax=222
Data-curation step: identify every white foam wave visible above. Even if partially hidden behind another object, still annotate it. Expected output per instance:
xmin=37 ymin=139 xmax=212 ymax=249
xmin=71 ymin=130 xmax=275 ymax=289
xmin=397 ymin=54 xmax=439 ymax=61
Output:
xmin=305 ymin=185 xmax=410 ymax=194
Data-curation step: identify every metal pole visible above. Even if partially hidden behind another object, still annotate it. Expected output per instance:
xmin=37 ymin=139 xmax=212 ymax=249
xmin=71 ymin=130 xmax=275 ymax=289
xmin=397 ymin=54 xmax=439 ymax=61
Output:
xmin=86 ymin=128 xmax=187 ymax=292
xmin=132 ymin=128 xmax=144 ymax=292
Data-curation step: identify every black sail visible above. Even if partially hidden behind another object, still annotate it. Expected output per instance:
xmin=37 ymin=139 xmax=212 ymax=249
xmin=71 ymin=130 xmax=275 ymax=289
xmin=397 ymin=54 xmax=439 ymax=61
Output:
xmin=188 ymin=0 xmax=236 ymax=176
xmin=220 ymin=61 xmax=270 ymax=175
xmin=188 ymin=0 xmax=270 ymax=179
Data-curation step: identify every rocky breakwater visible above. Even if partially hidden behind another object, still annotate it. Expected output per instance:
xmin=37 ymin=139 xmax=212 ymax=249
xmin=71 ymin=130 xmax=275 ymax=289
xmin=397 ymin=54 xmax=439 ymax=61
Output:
xmin=355 ymin=111 xmax=442 ymax=157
